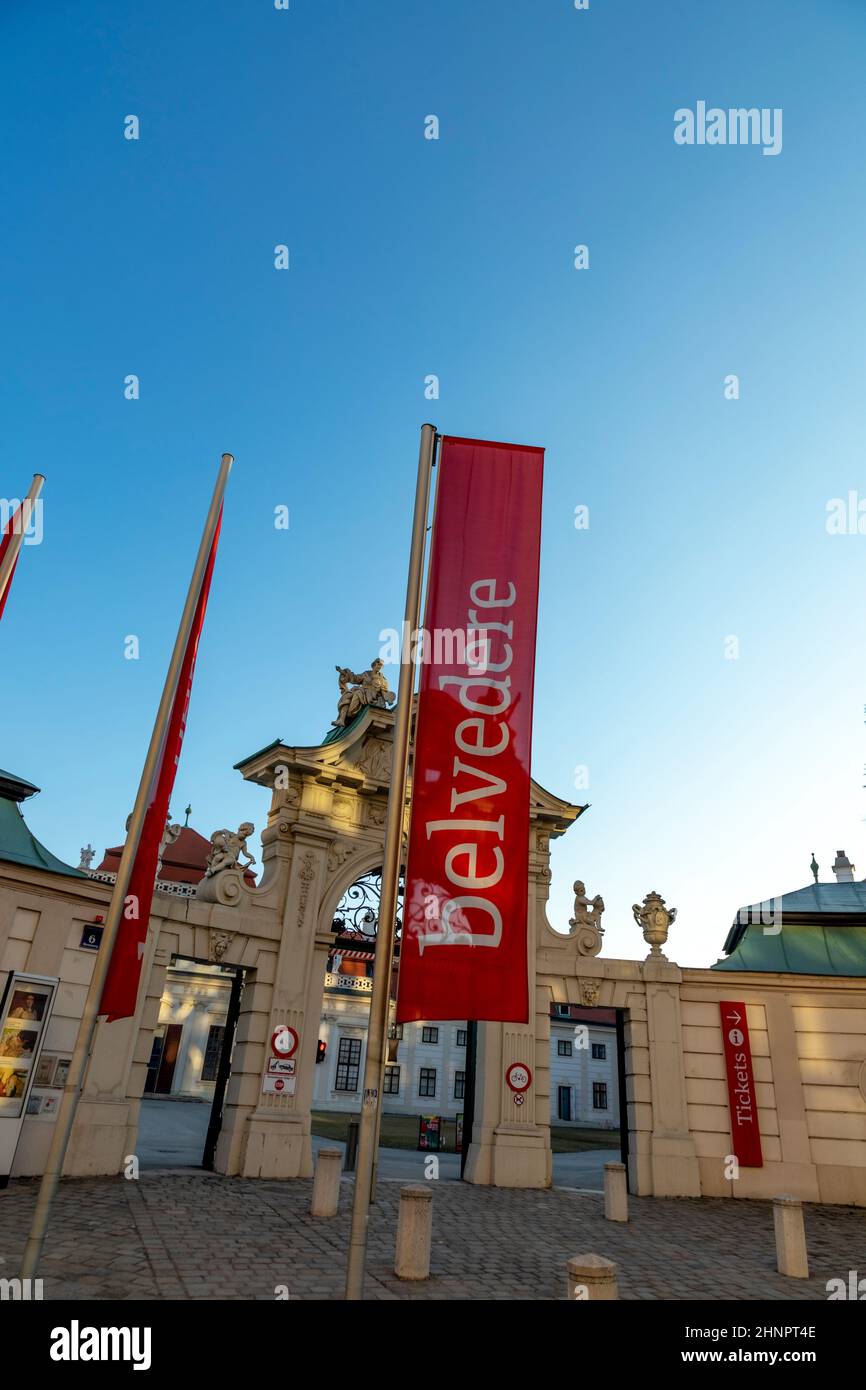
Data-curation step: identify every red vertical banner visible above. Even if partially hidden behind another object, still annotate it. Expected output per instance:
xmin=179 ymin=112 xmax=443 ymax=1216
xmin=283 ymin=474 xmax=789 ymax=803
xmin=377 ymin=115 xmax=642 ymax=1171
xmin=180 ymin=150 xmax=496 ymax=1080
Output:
xmin=396 ymin=436 xmax=544 ymax=1023
xmin=99 ymin=510 xmax=223 ymax=1022
xmin=0 ymin=503 xmax=22 ymax=622
xmin=719 ymin=1001 xmax=764 ymax=1167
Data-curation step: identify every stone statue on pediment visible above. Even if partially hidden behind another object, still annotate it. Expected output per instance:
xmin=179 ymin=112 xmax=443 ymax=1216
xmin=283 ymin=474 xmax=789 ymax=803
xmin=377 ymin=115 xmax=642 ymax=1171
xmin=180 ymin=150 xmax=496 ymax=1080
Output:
xmin=569 ymin=880 xmax=605 ymax=957
xmin=333 ymin=659 xmax=396 ymax=727
xmin=205 ymin=823 xmax=256 ymax=877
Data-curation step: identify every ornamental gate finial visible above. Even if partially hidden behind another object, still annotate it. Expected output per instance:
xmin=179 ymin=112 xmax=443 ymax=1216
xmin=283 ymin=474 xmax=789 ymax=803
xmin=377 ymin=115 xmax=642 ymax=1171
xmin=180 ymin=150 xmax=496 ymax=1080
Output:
xmin=632 ymin=891 xmax=677 ymax=960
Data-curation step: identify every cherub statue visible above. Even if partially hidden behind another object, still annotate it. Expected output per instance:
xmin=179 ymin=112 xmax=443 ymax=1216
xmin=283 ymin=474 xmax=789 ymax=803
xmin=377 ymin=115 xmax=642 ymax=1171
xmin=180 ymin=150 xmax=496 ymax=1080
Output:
xmin=568 ymin=879 xmax=605 ymax=957
xmin=205 ymin=822 xmax=256 ymax=877
xmin=332 ymin=659 xmax=396 ymax=727
xmin=569 ymin=880 xmax=605 ymax=931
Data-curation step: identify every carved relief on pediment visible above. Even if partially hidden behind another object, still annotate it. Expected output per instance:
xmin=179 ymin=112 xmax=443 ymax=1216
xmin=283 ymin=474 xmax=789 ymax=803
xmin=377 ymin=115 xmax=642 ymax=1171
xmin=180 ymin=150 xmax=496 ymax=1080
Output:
xmin=355 ymin=738 xmax=392 ymax=783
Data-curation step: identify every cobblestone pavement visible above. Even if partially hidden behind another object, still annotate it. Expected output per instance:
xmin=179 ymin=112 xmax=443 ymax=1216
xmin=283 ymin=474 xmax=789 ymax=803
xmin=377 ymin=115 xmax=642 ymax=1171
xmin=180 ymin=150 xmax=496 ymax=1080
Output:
xmin=1 ymin=1172 xmax=863 ymax=1300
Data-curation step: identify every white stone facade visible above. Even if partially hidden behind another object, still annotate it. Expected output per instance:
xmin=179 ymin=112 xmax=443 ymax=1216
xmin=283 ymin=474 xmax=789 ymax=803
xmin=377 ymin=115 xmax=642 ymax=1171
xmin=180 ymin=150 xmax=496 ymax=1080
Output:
xmin=549 ymin=1012 xmax=619 ymax=1129
xmin=314 ymin=973 xmax=471 ymax=1117
xmin=149 ymin=964 xmax=231 ymax=1099
xmin=312 ymin=973 xmax=620 ymax=1126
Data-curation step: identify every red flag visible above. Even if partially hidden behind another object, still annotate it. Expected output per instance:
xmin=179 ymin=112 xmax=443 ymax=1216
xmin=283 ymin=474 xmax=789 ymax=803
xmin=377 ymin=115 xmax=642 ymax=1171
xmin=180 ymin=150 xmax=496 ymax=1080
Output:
xmin=0 ymin=503 xmax=22 ymax=622
xmin=396 ymin=436 xmax=544 ymax=1023
xmin=100 ymin=509 xmax=223 ymax=1021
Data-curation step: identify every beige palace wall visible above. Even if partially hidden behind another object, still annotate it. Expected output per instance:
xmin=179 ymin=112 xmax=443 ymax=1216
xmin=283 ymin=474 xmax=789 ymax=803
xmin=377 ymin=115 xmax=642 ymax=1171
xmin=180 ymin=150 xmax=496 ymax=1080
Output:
xmin=680 ymin=972 xmax=866 ymax=1206
xmin=2 ymin=704 xmax=865 ymax=1203
xmin=536 ymin=943 xmax=866 ymax=1207
xmin=4 ymin=855 xmax=866 ymax=1204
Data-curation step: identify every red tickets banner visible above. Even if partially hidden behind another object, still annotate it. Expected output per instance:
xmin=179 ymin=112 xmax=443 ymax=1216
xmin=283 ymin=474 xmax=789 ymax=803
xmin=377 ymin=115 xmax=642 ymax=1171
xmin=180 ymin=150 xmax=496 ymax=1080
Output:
xmin=719 ymin=1001 xmax=764 ymax=1167
xmin=396 ymin=436 xmax=544 ymax=1023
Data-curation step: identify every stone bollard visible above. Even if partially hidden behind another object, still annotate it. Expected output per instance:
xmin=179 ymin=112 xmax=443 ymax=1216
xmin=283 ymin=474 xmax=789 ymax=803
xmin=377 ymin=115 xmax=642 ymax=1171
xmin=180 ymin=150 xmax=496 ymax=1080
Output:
xmin=773 ymin=1195 xmax=809 ymax=1278
xmin=567 ymin=1253 xmax=619 ymax=1300
xmin=394 ymin=1185 xmax=433 ymax=1280
xmin=604 ymin=1162 xmax=628 ymax=1222
xmin=310 ymin=1147 xmax=343 ymax=1218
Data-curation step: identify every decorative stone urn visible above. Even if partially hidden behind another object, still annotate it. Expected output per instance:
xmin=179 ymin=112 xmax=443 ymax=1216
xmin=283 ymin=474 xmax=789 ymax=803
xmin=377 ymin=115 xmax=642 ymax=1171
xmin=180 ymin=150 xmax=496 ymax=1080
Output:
xmin=632 ymin=891 xmax=676 ymax=960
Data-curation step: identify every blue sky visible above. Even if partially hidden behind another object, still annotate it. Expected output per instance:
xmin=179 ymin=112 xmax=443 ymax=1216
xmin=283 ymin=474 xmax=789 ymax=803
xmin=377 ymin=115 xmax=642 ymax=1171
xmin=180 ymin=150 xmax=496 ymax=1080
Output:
xmin=3 ymin=0 xmax=866 ymax=966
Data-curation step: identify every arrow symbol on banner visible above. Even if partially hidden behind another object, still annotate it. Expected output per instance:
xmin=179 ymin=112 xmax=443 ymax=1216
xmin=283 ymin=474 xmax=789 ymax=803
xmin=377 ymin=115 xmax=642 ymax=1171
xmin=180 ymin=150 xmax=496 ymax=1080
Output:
xmin=725 ymin=1008 xmax=742 ymax=1025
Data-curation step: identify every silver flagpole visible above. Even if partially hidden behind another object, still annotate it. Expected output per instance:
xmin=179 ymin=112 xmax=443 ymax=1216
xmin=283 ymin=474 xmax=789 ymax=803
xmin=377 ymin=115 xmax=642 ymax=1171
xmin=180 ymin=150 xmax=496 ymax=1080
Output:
xmin=19 ymin=453 xmax=233 ymax=1281
xmin=344 ymin=424 xmax=437 ymax=1300
xmin=0 ymin=474 xmax=45 ymax=609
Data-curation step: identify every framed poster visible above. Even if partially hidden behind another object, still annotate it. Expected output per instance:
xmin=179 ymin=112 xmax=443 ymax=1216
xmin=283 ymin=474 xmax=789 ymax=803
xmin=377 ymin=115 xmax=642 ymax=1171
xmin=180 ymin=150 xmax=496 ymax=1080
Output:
xmin=417 ymin=1115 xmax=444 ymax=1151
xmin=34 ymin=1054 xmax=56 ymax=1087
xmin=0 ymin=973 xmax=58 ymax=1125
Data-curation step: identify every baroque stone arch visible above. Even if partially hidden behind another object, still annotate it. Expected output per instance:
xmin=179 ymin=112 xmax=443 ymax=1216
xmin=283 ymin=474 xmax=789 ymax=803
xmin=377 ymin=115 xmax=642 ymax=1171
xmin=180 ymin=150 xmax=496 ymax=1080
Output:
xmin=228 ymin=701 xmax=585 ymax=1186
xmin=315 ymin=846 xmax=388 ymax=941
xmin=76 ymin=701 xmax=584 ymax=1186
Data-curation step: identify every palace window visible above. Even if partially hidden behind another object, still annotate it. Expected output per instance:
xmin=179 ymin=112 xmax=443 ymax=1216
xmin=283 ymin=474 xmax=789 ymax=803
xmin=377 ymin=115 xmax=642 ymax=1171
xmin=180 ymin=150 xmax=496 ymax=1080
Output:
xmin=454 ymin=1071 xmax=466 ymax=1100
xmin=592 ymin=1042 xmax=606 ymax=1060
xmin=421 ymin=1026 xmax=439 ymax=1044
xmin=593 ymin=1082 xmax=608 ymax=1110
xmin=419 ymin=1067 xmax=437 ymax=1097
xmin=384 ymin=1065 xmax=401 ymax=1095
xmin=335 ymin=1037 xmax=362 ymax=1092
xmin=557 ymin=1039 xmax=573 ymax=1057
xmin=200 ymin=1024 xmax=225 ymax=1082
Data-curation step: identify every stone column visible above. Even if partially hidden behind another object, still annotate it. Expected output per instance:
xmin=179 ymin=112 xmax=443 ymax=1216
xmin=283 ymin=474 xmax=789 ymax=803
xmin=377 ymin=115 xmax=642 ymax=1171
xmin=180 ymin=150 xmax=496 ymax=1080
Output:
xmin=773 ymin=1195 xmax=809 ymax=1278
xmin=311 ymin=1147 xmax=343 ymax=1217
xmin=644 ymin=959 xmax=701 ymax=1197
xmin=604 ymin=1161 xmax=628 ymax=1221
xmin=395 ymin=1186 xmax=433 ymax=1280
xmin=235 ymin=832 xmax=327 ymax=1180
xmin=567 ymin=1253 xmax=618 ymax=1300
xmin=465 ymin=821 xmax=574 ymax=1189
xmin=764 ymin=998 xmax=820 ymax=1201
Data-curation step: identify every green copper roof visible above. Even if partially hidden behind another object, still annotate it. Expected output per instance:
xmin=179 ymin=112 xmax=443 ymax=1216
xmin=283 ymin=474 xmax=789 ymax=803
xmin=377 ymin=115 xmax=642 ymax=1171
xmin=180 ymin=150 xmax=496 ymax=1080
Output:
xmin=712 ymin=923 xmax=866 ymax=976
xmin=233 ymin=738 xmax=283 ymax=771
xmin=234 ymin=711 xmax=369 ymax=768
xmin=321 ymin=708 xmax=367 ymax=746
xmin=722 ymin=877 xmax=866 ymax=957
xmin=741 ymin=881 xmax=866 ymax=916
xmin=0 ymin=791 xmax=85 ymax=877
xmin=0 ymin=768 xmax=40 ymax=802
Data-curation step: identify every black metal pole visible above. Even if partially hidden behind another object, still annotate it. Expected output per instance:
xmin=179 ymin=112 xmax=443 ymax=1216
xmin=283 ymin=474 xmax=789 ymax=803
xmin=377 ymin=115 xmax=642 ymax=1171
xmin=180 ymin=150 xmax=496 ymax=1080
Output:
xmin=203 ymin=966 xmax=244 ymax=1170
xmin=615 ymin=1007 xmax=630 ymax=1190
xmin=460 ymin=1020 xmax=477 ymax=1178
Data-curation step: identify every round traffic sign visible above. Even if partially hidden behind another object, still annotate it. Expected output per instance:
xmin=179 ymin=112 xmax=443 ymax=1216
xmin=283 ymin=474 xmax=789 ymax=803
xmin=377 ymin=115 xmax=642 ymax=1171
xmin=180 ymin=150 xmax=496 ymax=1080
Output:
xmin=505 ymin=1062 xmax=532 ymax=1093
xmin=513 ymin=1092 xmax=525 ymax=1107
xmin=271 ymin=1025 xmax=299 ymax=1059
